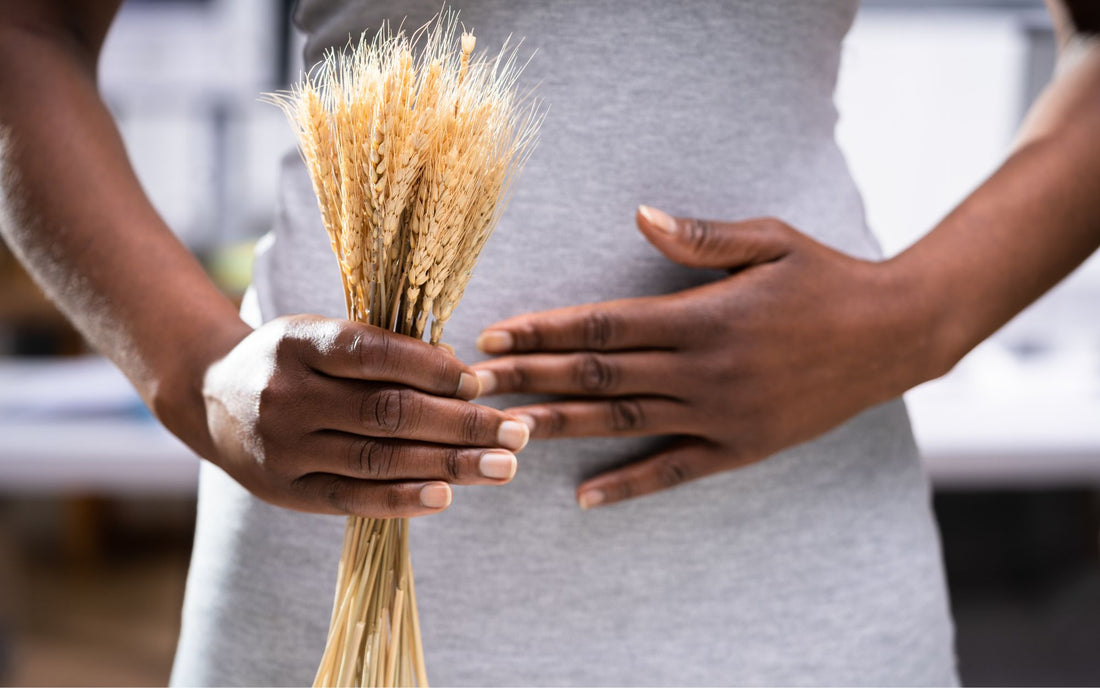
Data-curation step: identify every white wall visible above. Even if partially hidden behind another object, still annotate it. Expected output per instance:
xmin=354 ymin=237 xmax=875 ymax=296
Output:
xmin=98 ymin=0 xmax=293 ymax=247
xmin=837 ymin=8 xmax=1100 ymax=484
xmin=837 ymin=8 xmax=1100 ymax=352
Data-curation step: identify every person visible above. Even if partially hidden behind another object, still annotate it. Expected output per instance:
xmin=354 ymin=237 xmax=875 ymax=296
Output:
xmin=1 ymin=0 xmax=1098 ymax=684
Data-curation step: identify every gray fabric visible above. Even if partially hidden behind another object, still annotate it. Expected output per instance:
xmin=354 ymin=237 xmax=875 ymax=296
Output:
xmin=170 ymin=1 xmax=958 ymax=685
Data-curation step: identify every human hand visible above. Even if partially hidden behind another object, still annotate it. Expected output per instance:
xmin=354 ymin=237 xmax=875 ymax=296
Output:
xmin=201 ymin=315 xmax=530 ymax=518
xmin=472 ymin=207 xmax=945 ymax=509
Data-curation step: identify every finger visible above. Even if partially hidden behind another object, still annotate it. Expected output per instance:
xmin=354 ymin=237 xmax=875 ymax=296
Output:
xmin=475 ymin=297 xmax=686 ymax=355
xmin=292 ymin=318 xmax=480 ymax=400
xmin=317 ymin=380 xmax=530 ymax=451
xmin=307 ymin=433 xmax=518 ymax=484
xmin=575 ymin=438 xmax=726 ymax=509
xmin=636 ymin=206 xmax=793 ymax=271
xmin=289 ymin=474 xmax=453 ymax=518
xmin=505 ymin=397 xmax=689 ymax=439
xmin=473 ymin=351 xmax=682 ymax=398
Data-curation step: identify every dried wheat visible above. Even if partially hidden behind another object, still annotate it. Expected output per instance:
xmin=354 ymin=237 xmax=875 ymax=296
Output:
xmin=265 ymin=9 xmax=541 ymax=686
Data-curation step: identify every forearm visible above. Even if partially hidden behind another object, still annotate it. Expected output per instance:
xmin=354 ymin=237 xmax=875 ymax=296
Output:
xmin=891 ymin=35 xmax=1100 ymax=375
xmin=0 ymin=11 xmax=250 ymax=457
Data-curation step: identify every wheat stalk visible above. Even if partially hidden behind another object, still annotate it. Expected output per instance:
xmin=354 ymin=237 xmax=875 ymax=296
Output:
xmin=265 ymin=8 xmax=541 ymax=686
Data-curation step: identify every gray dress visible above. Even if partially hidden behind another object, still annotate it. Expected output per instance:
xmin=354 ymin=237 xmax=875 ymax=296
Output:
xmin=170 ymin=1 xmax=958 ymax=684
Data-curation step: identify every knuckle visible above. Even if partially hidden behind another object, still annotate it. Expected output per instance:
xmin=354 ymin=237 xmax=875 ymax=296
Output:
xmin=441 ymin=446 xmax=463 ymax=482
xmin=350 ymin=439 xmax=393 ymax=477
xmin=761 ymin=216 xmax=788 ymax=234
xmin=512 ymin=323 xmax=544 ymax=352
xmin=434 ymin=354 xmax=455 ymax=391
xmin=544 ymin=407 xmax=567 ymax=436
xmin=323 ymin=476 xmax=353 ymax=513
xmin=257 ymin=445 xmax=285 ymax=475
xmin=257 ymin=377 xmax=291 ymax=418
xmin=503 ymin=358 xmax=528 ymax=391
xmin=609 ymin=479 xmax=634 ymax=503
xmin=759 ymin=216 xmax=794 ymax=246
xmin=381 ymin=486 xmax=406 ymax=516
xmin=581 ymin=311 xmax=615 ymax=349
xmin=352 ymin=327 xmax=388 ymax=372
xmin=575 ymin=353 xmax=618 ymax=393
xmin=707 ymin=355 xmax=740 ymax=385
xmin=272 ymin=332 xmax=300 ymax=366
xmin=682 ymin=218 xmax=715 ymax=253
xmin=654 ymin=454 xmax=692 ymax=488
xmin=289 ymin=473 xmax=312 ymax=495
xmin=362 ymin=387 xmax=408 ymax=435
xmin=609 ymin=399 xmax=646 ymax=432
xmin=257 ymin=384 xmax=280 ymax=417
xmin=459 ymin=406 xmax=483 ymax=445
xmin=503 ymin=362 xmax=530 ymax=392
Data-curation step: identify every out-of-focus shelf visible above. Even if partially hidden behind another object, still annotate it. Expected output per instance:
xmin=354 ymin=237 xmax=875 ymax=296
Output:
xmin=0 ymin=356 xmax=199 ymax=495
xmin=908 ymin=339 xmax=1100 ymax=488
xmin=0 ymin=417 xmax=198 ymax=495
xmin=910 ymin=391 xmax=1100 ymax=488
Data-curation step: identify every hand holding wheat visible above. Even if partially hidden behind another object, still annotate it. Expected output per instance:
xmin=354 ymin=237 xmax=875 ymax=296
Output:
xmin=202 ymin=314 xmax=529 ymax=518
xmin=261 ymin=10 xmax=541 ymax=687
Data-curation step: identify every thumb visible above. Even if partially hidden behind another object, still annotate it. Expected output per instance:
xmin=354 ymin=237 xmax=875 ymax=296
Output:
xmin=636 ymin=206 xmax=794 ymax=270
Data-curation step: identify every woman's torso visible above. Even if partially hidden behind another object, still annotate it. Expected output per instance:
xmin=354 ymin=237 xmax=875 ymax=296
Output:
xmin=171 ymin=2 xmax=958 ymax=684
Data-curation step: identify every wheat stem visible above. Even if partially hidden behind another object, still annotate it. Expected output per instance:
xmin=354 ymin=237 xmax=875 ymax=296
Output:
xmin=269 ymin=8 xmax=541 ymax=685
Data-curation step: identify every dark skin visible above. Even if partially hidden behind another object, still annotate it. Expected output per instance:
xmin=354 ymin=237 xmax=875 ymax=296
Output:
xmin=1 ymin=1 xmax=1098 ymax=517
xmin=471 ymin=211 xmax=933 ymax=508
xmin=472 ymin=1 xmax=1100 ymax=507
xmin=0 ymin=0 xmax=528 ymax=518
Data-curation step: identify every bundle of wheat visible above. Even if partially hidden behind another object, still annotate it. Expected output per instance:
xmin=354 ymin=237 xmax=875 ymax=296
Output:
xmin=267 ymin=10 xmax=541 ymax=687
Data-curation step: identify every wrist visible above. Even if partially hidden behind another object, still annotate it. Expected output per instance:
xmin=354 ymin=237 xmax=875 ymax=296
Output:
xmin=879 ymin=248 xmax=967 ymax=389
xmin=149 ymin=314 xmax=252 ymax=460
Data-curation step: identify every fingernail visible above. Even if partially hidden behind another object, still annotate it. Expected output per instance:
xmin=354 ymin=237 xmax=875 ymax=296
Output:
xmin=578 ymin=490 xmax=605 ymax=510
xmin=436 ymin=342 xmax=456 ymax=355
xmin=457 ymin=372 xmax=480 ymax=400
xmin=477 ymin=330 xmax=513 ymax=354
xmin=514 ymin=414 xmax=536 ymax=432
xmin=475 ymin=369 xmax=497 ymax=396
xmin=479 ymin=451 xmax=517 ymax=480
xmin=639 ymin=205 xmax=678 ymax=235
xmin=497 ymin=420 xmax=529 ymax=451
xmin=420 ymin=483 xmax=452 ymax=509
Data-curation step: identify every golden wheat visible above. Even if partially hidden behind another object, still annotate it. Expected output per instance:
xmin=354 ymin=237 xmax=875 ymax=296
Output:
xmin=266 ymin=9 xmax=541 ymax=687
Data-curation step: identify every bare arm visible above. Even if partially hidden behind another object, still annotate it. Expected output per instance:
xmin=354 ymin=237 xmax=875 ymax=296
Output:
xmin=0 ymin=0 xmax=526 ymax=516
xmin=0 ymin=0 xmax=248 ymax=455
xmin=894 ymin=0 xmax=1100 ymax=366
xmin=470 ymin=0 xmax=1100 ymax=507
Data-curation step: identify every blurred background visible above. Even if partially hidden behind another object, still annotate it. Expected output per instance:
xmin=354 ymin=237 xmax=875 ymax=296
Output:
xmin=1 ymin=0 xmax=1098 ymax=685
